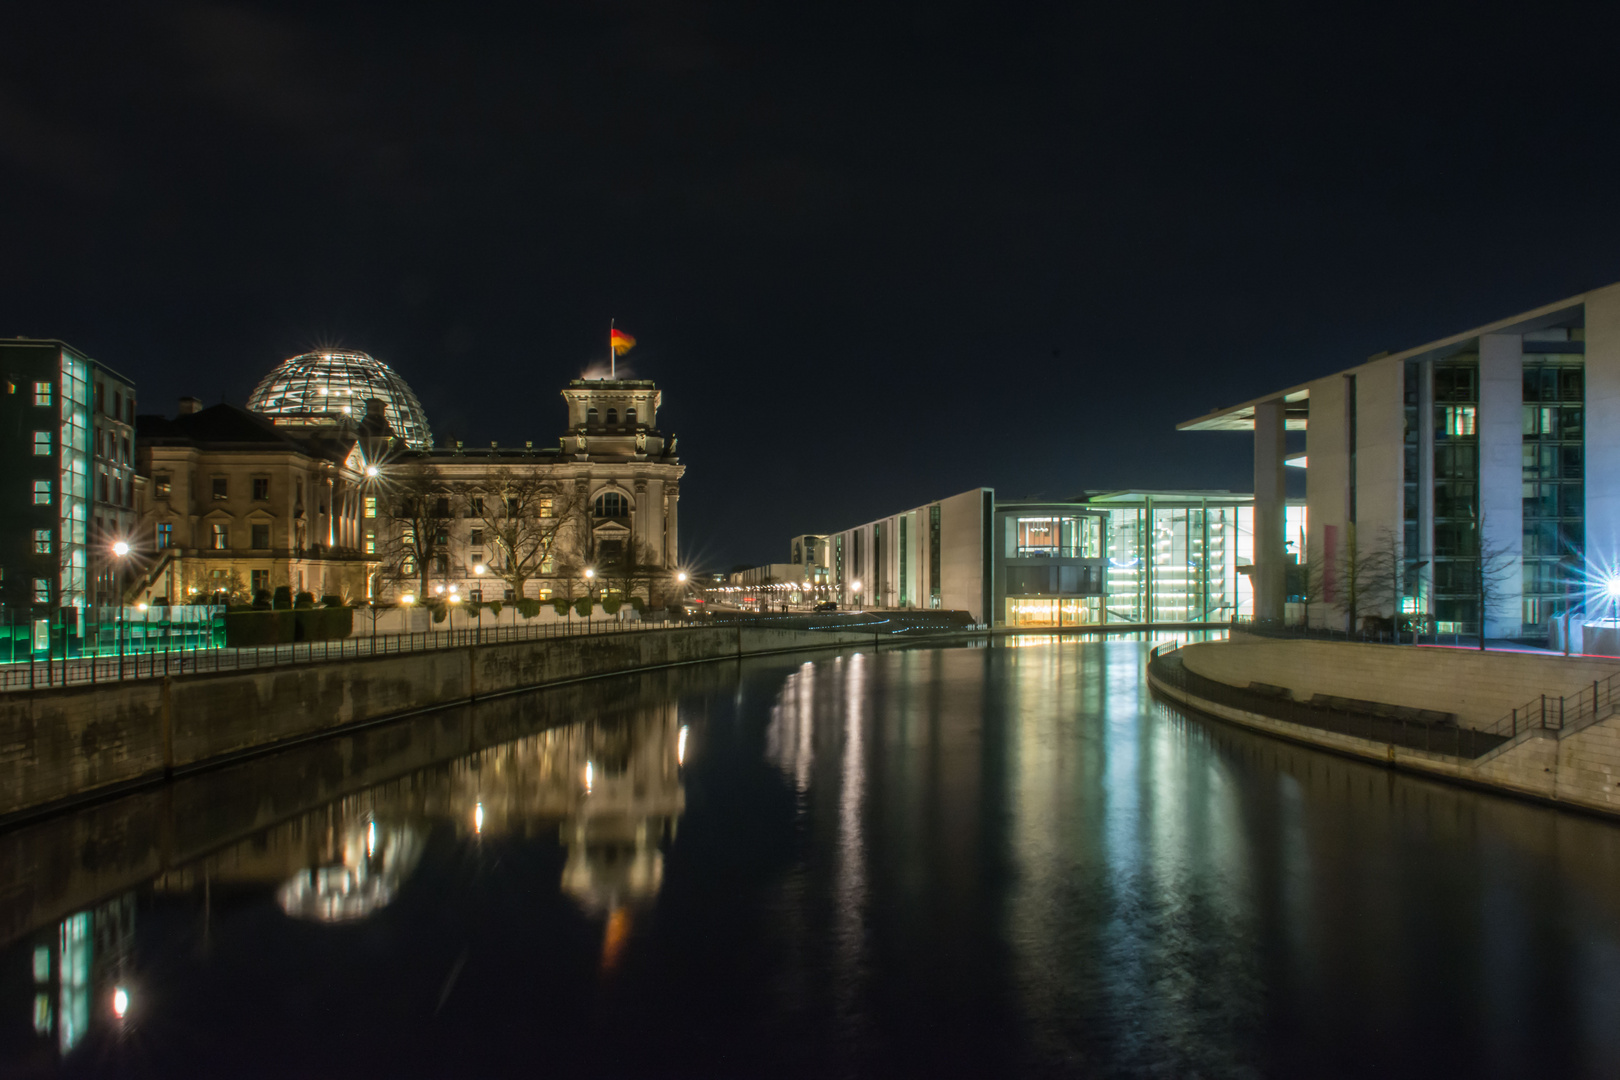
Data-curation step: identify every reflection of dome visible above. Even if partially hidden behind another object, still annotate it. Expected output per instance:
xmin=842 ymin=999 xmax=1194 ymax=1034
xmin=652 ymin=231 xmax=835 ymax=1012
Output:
xmin=277 ymin=820 xmax=424 ymax=922
xmin=247 ymin=350 xmax=433 ymax=449
xmin=560 ymin=844 xmax=664 ymax=914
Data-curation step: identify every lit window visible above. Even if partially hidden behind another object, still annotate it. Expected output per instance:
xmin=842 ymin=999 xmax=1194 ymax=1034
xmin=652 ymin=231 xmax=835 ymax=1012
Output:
xmin=1442 ymin=405 xmax=1476 ymax=437
xmin=33 ymin=480 xmax=51 ymax=505
xmin=33 ymin=529 xmax=51 ymax=554
xmin=156 ymin=523 xmax=173 ymax=549
xmin=33 ymin=381 xmax=51 ymax=407
xmin=154 ymin=474 xmax=171 ymax=498
xmin=364 ymin=531 xmax=376 ymax=554
xmin=33 ymin=578 xmax=49 ymax=603
xmin=211 ymin=523 xmax=230 ymax=550
xmin=32 ymin=431 xmax=50 ymax=455
xmin=364 ymin=496 xmax=377 ymax=518
xmin=538 ymin=496 xmax=553 ymax=517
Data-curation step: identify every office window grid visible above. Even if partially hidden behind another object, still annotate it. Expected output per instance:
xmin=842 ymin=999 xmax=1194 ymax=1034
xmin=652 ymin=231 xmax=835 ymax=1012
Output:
xmin=1521 ymin=359 xmax=1583 ymax=629
xmin=1431 ymin=356 xmax=1480 ymax=632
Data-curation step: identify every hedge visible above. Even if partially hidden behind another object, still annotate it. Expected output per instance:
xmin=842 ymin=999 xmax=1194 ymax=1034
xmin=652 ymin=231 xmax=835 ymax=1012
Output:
xmin=224 ymin=607 xmax=353 ymax=646
xmin=551 ymin=598 xmax=571 ymax=617
xmin=517 ymin=598 xmax=542 ymax=619
xmin=573 ymin=597 xmax=593 ymax=617
xmin=601 ymin=597 xmax=621 ymax=615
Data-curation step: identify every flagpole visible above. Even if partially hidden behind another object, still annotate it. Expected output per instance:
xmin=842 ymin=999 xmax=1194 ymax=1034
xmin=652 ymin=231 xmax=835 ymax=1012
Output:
xmin=610 ymin=318 xmax=615 ymax=380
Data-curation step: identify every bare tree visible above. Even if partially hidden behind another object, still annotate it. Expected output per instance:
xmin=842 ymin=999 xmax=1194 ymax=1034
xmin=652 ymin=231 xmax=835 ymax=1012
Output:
xmin=1471 ymin=508 xmax=1519 ymax=651
xmin=1328 ymin=527 xmax=1395 ymax=636
xmin=599 ymin=539 xmax=667 ymax=607
xmin=459 ymin=469 xmax=585 ymax=602
xmin=377 ymin=461 xmax=455 ymax=600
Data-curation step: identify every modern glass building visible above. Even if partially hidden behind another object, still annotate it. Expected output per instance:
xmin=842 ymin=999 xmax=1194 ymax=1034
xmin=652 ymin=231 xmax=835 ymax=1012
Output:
xmin=0 ymin=339 xmax=137 ymax=656
xmin=1181 ymin=282 xmax=1617 ymax=639
xmin=247 ymin=351 xmax=433 ymax=449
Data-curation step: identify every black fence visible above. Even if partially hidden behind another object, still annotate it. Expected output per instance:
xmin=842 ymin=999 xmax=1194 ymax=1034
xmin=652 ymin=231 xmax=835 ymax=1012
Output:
xmin=0 ymin=607 xmax=982 ymax=694
xmin=1148 ymin=644 xmax=1510 ymax=760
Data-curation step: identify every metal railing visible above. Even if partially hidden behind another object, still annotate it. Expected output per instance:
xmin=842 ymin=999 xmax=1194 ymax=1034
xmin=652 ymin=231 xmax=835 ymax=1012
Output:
xmin=1481 ymin=667 xmax=1620 ymax=741
xmin=0 ymin=608 xmax=981 ymax=694
xmin=0 ymin=615 xmax=702 ymax=693
xmin=1147 ymin=642 xmax=1510 ymax=760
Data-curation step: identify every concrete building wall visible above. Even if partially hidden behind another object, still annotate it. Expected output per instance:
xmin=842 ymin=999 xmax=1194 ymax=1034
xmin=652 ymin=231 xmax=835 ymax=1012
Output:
xmin=1586 ymin=284 xmax=1620 ymax=567
xmin=823 ymin=488 xmax=990 ymax=620
xmin=1354 ymin=356 xmax=1406 ymax=580
xmin=1305 ymin=374 xmax=1349 ymax=628
xmin=0 ymin=624 xmax=881 ymax=819
xmin=1479 ymin=333 xmax=1525 ymax=635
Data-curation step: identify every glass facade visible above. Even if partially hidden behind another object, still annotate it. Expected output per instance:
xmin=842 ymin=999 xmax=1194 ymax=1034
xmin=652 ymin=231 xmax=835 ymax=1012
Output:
xmin=1432 ymin=355 xmax=1479 ymax=632
xmin=58 ymin=350 xmax=91 ymax=614
xmin=1522 ymin=358 xmax=1583 ymax=629
xmin=1101 ymin=501 xmax=1255 ymax=623
xmin=246 ymin=351 xmax=433 ymax=449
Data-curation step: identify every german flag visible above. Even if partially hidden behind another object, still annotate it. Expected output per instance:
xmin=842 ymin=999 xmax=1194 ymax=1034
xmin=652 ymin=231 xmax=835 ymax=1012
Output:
xmin=610 ymin=328 xmax=637 ymax=356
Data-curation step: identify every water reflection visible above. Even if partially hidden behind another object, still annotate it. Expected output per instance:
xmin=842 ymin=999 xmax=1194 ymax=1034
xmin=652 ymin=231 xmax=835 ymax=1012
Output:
xmin=7 ymin=640 xmax=1620 ymax=1077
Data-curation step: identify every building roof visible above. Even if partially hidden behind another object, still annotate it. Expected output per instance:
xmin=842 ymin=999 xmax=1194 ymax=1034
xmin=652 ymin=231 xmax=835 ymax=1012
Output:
xmin=247 ymin=350 xmax=432 ymax=449
xmin=137 ymin=403 xmax=357 ymax=464
xmin=1177 ymin=284 xmax=1594 ymax=432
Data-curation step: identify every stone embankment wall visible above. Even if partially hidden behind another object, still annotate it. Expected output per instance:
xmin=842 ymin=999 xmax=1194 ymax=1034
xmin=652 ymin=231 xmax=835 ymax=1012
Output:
xmin=1159 ymin=638 xmax=1620 ymax=818
xmin=1196 ymin=634 xmax=1620 ymax=728
xmin=0 ymin=626 xmax=879 ymax=819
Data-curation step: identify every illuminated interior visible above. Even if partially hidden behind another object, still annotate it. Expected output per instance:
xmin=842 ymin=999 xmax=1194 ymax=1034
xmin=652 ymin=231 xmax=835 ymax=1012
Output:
xmin=246 ymin=350 xmax=433 ymax=449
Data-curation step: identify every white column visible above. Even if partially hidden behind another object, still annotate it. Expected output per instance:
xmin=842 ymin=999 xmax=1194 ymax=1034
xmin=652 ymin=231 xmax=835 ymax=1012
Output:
xmin=1253 ymin=398 xmax=1287 ymax=622
xmin=1586 ymin=285 xmax=1620 ymax=577
xmin=1479 ymin=333 xmax=1523 ymax=636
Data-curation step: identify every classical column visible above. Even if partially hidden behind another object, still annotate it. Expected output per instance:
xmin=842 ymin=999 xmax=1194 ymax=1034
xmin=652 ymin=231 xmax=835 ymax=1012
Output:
xmin=1253 ymin=398 xmax=1287 ymax=623
xmin=642 ymin=478 xmax=665 ymax=566
xmin=665 ymin=482 xmax=679 ymax=567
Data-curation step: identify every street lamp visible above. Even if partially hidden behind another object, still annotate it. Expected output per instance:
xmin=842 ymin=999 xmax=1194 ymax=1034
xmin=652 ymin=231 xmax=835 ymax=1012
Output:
xmin=111 ymin=540 xmax=131 ymax=676
xmin=448 ymin=589 xmax=461 ymax=639
xmin=474 ymin=564 xmax=486 ymax=643
xmin=852 ymin=579 xmax=862 ymax=611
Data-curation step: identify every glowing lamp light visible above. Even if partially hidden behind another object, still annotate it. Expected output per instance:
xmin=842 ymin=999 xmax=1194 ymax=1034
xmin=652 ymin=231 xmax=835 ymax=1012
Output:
xmin=112 ymin=987 xmax=129 ymax=1019
xmin=851 ymin=580 xmax=862 ymax=592
xmin=584 ymin=761 xmax=594 ymax=794
xmin=112 ymin=540 xmax=130 ymax=557
xmin=137 ymin=603 xmax=148 ymax=612
xmin=1605 ymin=577 xmax=1620 ymax=601
xmin=474 ymin=564 xmax=486 ymax=576
xmin=401 ymin=594 xmax=415 ymax=606
xmin=676 ymin=571 xmax=688 ymax=582
xmin=435 ymin=584 xmax=445 ymax=595
xmin=474 ymin=802 xmax=484 ymax=834
xmin=365 ymin=465 xmax=379 ymax=477
xmin=584 ymin=568 xmax=595 ymax=579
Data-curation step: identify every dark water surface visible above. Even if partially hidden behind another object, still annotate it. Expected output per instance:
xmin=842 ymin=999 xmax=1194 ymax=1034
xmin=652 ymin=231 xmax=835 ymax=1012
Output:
xmin=5 ymin=640 xmax=1620 ymax=1078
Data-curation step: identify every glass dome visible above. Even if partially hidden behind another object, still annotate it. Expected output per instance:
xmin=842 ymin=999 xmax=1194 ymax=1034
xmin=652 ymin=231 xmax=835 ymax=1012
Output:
xmin=246 ymin=350 xmax=433 ymax=449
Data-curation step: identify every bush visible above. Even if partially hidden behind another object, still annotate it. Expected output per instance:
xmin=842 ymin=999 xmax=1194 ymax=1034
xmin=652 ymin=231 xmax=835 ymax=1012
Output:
xmin=295 ymin=591 xmax=315 ymax=608
xmin=517 ymin=598 xmax=542 ymax=619
xmin=293 ymin=606 xmax=353 ymax=641
xmin=487 ymin=601 xmax=503 ymax=617
xmin=573 ymin=597 xmax=593 ymax=618
xmin=320 ymin=594 xmax=344 ymax=608
xmin=252 ymin=589 xmax=272 ymax=610
xmin=552 ymin=598 xmax=571 ymax=617
xmin=630 ymin=596 xmax=646 ymax=613
xmin=273 ymin=585 xmax=293 ymax=609
xmin=601 ymin=597 xmax=621 ymax=616
xmin=431 ymin=605 xmax=447 ymax=623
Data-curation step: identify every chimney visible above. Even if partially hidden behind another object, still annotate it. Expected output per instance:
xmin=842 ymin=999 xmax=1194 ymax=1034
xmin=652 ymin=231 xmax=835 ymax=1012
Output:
xmin=177 ymin=396 xmax=203 ymax=415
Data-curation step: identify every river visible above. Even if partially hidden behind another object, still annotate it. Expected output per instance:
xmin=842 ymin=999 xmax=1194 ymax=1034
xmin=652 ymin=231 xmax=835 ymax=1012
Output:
xmin=4 ymin=639 xmax=1620 ymax=1077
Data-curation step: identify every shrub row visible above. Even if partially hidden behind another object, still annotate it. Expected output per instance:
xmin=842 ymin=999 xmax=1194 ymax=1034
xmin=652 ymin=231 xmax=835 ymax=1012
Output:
xmin=225 ymin=606 xmax=355 ymax=647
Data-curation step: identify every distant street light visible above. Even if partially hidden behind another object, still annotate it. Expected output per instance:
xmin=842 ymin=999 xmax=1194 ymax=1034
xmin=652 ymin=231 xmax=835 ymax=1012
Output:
xmin=111 ymin=540 xmax=132 ymax=676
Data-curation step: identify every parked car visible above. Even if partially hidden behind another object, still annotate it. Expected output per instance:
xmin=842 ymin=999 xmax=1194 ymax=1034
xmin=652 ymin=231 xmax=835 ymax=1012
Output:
xmin=813 ymin=600 xmax=838 ymax=612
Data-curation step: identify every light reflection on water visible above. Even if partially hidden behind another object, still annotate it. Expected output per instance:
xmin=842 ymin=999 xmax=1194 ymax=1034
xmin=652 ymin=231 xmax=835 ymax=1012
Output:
xmin=5 ymin=639 xmax=1620 ymax=1077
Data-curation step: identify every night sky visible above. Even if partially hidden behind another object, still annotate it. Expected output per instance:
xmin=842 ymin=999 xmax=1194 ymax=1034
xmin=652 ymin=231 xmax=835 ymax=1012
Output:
xmin=5 ymin=2 xmax=1620 ymax=570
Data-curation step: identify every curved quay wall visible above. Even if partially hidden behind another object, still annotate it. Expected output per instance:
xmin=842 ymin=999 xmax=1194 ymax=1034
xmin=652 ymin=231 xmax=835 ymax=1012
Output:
xmin=1150 ymin=638 xmax=1620 ymax=819
xmin=0 ymin=626 xmax=891 ymax=821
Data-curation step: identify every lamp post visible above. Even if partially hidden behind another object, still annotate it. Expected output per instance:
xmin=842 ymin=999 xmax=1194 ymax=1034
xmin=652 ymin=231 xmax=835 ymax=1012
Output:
xmin=852 ymin=579 xmax=862 ymax=612
xmin=448 ymin=589 xmax=462 ymax=642
xmin=112 ymin=540 xmax=131 ymax=677
xmin=474 ymin=564 xmax=486 ymax=643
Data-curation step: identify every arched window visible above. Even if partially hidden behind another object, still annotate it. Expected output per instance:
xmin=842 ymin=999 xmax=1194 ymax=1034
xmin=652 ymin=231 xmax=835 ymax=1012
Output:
xmin=594 ymin=492 xmax=630 ymax=518
xmin=625 ymin=407 xmax=636 ymax=426
xmin=606 ymin=408 xmax=618 ymax=426
xmin=586 ymin=406 xmax=599 ymax=426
